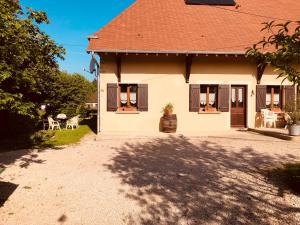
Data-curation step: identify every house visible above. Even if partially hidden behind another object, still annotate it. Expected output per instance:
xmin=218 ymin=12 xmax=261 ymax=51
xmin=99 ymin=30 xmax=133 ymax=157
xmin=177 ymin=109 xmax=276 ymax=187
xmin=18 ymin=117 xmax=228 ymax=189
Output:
xmin=86 ymin=92 xmax=98 ymax=110
xmin=87 ymin=0 xmax=299 ymax=133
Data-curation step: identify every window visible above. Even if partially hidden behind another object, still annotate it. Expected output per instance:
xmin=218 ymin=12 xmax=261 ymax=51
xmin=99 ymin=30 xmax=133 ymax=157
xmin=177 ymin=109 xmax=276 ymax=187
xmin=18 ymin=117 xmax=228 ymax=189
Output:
xmin=118 ymin=84 xmax=137 ymax=111
xmin=266 ymin=86 xmax=281 ymax=111
xmin=200 ymin=85 xmax=218 ymax=112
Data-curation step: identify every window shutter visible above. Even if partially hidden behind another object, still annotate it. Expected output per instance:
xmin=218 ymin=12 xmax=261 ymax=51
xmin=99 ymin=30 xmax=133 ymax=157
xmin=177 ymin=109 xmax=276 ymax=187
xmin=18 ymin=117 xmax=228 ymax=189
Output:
xmin=256 ymin=85 xmax=266 ymax=112
xmin=218 ymin=85 xmax=230 ymax=112
xmin=189 ymin=84 xmax=200 ymax=112
xmin=107 ymin=83 xmax=118 ymax=111
xmin=137 ymin=84 xmax=148 ymax=111
xmin=284 ymin=85 xmax=295 ymax=106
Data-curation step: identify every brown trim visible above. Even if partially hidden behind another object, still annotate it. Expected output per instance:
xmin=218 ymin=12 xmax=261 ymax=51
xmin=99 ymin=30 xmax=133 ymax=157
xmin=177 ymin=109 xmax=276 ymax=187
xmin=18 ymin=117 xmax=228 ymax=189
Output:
xmin=118 ymin=84 xmax=138 ymax=112
xmin=137 ymin=84 xmax=148 ymax=111
xmin=256 ymin=85 xmax=267 ymax=112
xmin=271 ymin=87 xmax=274 ymax=109
xmin=256 ymin=63 xmax=267 ymax=84
xmin=230 ymin=85 xmax=247 ymax=128
xmin=206 ymin=86 xmax=209 ymax=111
xmin=185 ymin=55 xmax=193 ymax=83
xmin=266 ymin=85 xmax=282 ymax=111
xmin=245 ymin=85 xmax=248 ymax=128
xmin=218 ymin=85 xmax=230 ymax=112
xmin=189 ymin=84 xmax=200 ymax=112
xmin=107 ymin=83 xmax=118 ymax=111
xmin=116 ymin=55 xmax=121 ymax=82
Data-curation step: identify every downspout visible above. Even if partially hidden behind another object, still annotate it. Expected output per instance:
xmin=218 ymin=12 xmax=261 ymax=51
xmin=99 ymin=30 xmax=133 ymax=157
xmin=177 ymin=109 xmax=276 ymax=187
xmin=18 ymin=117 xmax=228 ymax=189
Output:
xmin=96 ymin=55 xmax=101 ymax=134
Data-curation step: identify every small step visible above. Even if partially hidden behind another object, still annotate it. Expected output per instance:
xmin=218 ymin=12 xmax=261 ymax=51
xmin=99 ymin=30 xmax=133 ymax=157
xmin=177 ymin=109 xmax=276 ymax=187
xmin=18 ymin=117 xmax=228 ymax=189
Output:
xmin=248 ymin=128 xmax=300 ymax=141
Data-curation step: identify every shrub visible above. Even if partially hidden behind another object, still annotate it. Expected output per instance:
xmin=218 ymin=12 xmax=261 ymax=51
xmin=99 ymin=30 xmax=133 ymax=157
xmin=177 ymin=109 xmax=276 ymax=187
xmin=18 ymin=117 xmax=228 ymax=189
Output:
xmin=285 ymin=96 xmax=300 ymax=125
xmin=30 ymin=130 xmax=55 ymax=145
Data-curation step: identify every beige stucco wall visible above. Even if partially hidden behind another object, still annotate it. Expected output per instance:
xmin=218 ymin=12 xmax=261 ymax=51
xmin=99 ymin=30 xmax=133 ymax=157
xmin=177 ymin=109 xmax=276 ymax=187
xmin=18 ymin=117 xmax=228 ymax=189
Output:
xmin=98 ymin=55 xmax=293 ymax=133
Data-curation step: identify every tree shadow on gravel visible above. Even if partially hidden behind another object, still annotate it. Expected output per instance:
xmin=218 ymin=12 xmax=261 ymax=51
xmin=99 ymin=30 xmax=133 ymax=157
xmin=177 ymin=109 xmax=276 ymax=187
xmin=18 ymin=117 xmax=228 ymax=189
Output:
xmin=0 ymin=150 xmax=46 ymax=170
xmin=0 ymin=181 xmax=18 ymax=207
xmin=266 ymin=163 xmax=300 ymax=196
xmin=105 ymin=135 xmax=300 ymax=225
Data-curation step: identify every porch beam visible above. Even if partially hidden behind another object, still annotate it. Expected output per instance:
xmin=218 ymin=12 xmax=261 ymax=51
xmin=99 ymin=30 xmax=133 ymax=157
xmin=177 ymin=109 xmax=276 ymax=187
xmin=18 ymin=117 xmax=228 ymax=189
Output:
xmin=185 ymin=55 xmax=193 ymax=83
xmin=116 ymin=55 xmax=121 ymax=82
xmin=256 ymin=62 xmax=267 ymax=84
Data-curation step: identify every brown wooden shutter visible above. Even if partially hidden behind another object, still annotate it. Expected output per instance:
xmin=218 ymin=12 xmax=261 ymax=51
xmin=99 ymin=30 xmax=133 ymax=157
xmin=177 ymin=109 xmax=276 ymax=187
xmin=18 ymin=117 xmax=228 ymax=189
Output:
xmin=189 ymin=84 xmax=200 ymax=112
xmin=284 ymin=85 xmax=295 ymax=106
xmin=107 ymin=83 xmax=118 ymax=111
xmin=137 ymin=84 xmax=148 ymax=111
xmin=218 ymin=85 xmax=230 ymax=112
xmin=256 ymin=85 xmax=266 ymax=112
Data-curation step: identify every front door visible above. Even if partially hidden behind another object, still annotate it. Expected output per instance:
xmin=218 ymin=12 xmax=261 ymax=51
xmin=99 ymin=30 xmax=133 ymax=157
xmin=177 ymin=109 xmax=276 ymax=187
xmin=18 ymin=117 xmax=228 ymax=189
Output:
xmin=231 ymin=86 xmax=246 ymax=127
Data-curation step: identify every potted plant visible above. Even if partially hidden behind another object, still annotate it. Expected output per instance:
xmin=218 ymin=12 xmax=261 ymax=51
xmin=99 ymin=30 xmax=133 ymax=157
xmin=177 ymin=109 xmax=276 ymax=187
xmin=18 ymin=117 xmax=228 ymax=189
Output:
xmin=285 ymin=96 xmax=300 ymax=136
xmin=160 ymin=103 xmax=177 ymax=133
xmin=162 ymin=103 xmax=174 ymax=116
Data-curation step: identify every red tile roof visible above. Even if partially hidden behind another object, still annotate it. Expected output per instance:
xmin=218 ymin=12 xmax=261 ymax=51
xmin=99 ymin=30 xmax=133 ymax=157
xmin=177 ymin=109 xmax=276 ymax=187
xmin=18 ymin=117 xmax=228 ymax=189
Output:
xmin=87 ymin=0 xmax=300 ymax=54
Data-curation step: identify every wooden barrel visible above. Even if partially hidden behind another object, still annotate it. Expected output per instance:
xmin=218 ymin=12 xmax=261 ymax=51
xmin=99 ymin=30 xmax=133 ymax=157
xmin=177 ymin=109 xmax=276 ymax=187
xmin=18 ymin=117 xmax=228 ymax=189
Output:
xmin=161 ymin=114 xmax=177 ymax=133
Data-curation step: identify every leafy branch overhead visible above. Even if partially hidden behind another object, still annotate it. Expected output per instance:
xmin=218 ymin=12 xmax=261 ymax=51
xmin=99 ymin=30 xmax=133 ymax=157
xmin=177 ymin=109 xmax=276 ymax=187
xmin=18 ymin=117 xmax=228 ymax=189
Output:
xmin=246 ymin=21 xmax=300 ymax=85
xmin=0 ymin=0 xmax=95 ymax=136
xmin=0 ymin=0 xmax=65 ymax=116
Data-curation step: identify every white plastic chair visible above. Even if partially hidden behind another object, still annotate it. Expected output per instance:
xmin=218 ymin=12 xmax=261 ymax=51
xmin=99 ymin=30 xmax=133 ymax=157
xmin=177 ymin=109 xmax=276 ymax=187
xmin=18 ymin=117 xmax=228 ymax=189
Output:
xmin=66 ymin=115 xmax=79 ymax=130
xmin=261 ymin=109 xmax=277 ymax=128
xmin=48 ymin=117 xmax=61 ymax=130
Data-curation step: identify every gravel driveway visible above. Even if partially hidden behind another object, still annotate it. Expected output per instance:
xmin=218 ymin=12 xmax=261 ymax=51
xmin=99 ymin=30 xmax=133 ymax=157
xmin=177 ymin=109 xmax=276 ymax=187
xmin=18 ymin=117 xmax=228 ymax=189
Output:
xmin=0 ymin=131 xmax=299 ymax=225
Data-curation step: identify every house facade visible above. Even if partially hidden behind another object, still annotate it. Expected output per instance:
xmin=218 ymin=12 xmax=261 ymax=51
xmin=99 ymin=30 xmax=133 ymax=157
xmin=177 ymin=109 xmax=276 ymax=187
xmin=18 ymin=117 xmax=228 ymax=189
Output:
xmin=87 ymin=0 xmax=299 ymax=133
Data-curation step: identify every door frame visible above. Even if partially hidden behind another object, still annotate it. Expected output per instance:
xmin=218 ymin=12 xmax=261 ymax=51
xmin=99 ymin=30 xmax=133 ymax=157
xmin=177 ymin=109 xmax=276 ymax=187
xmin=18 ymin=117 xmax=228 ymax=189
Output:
xmin=230 ymin=85 xmax=248 ymax=128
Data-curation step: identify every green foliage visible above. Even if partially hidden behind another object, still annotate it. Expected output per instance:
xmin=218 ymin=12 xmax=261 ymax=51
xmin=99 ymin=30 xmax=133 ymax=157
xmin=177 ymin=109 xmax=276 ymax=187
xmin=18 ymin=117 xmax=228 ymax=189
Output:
xmin=30 ymin=129 xmax=55 ymax=144
xmin=246 ymin=21 xmax=300 ymax=86
xmin=0 ymin=167 xmax=5 ymax=175
xmin=285 ymin=96 xmax=300 ymax=124
xmin=0 ymin=118 xmax=96 ymax=152
xmin=270 ymin=163 xmax=300 ymax=193
xmin=46 ymin=72 xmax=96 ymax=117
xmin=161 ymin=103 xmax=174 ymax=114
xmin=0 ymin=1 xmax=95 ymax=136
xmin=0 ymin=0 xmax=65 ymax=116
xmin=0 ymin=110 xmax=38 ymax=137
xmin=43 ymin=125 xmax=92 ymax=146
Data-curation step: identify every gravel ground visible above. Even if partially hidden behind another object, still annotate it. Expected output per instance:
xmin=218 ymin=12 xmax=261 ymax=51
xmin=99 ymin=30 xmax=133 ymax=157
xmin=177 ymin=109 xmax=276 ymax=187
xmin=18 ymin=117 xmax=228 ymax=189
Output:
xmin=0 ymin=131 xmax=299 ymax=225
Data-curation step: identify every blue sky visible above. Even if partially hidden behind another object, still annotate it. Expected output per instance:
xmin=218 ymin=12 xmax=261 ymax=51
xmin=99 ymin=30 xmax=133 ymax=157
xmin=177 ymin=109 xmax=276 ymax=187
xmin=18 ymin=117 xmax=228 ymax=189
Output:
xmin=20 ymin=0 xmax=135 ymax=80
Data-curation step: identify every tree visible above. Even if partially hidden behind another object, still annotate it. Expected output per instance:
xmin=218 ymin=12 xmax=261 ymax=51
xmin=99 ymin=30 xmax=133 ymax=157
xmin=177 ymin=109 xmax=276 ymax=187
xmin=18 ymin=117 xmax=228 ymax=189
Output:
xmin=0 ymin=0 xmax=65 ymax=117
xmin=246 ymin=21 xmax=300 ymax=87
xmin=46 ymin=72 xmax=96 ymax=117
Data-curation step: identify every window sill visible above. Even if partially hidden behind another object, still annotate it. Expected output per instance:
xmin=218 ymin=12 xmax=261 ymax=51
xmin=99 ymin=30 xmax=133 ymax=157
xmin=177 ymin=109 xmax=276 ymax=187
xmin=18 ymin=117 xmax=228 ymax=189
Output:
xmin=198 ymin=111 xmax=222 ymax=114
xmin=115 ymin=111 xmax=140 ymax=114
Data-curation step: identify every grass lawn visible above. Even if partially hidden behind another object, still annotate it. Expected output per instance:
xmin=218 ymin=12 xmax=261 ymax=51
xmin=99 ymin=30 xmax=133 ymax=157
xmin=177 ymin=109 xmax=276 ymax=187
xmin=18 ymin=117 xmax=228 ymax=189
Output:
xmin=43 ymin=125 xmax=93 ymax=147
xmin=0 ymin=119 xmax=96 ymax=152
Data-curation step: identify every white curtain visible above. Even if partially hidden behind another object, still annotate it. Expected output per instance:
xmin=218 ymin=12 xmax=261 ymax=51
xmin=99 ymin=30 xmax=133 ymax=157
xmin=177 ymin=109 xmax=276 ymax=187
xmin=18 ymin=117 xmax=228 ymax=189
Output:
xmin=274 ymin=94 xmax=280 ymax=105
xmin=209 ymin=93 xmax=216 ymax=105
xmin=266 ymin=93 xmax=271 ymax=105
xmin=120 ymin=92 xmax=127 ymax=104
xmin=200 ymin=93 xmax=206 ymax=105
xmin=238 ymin=89 xmax=243 ymax=103
xmin=130 ymin=92 xmax=137 ymax=104
xmin=232 ymin=89 xmax=236 ymax=102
